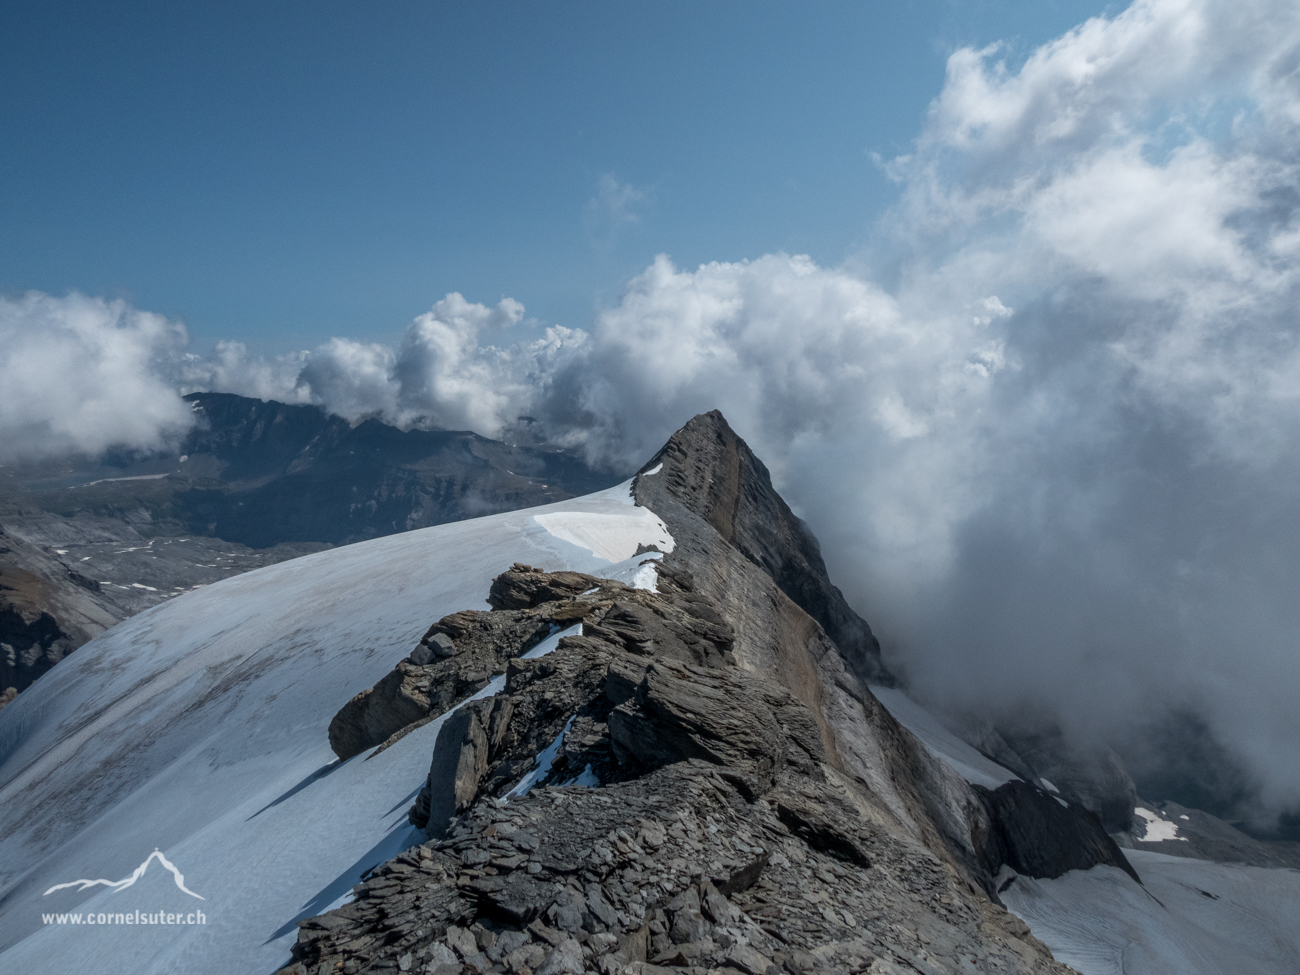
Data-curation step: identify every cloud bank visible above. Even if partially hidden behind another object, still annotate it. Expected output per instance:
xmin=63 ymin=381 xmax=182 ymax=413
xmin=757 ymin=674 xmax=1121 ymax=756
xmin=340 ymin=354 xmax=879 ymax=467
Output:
xmin=4 ymin=0 xmax=1299 ymax=817
xmin=0 ymin=293 xmax=195 ymax=461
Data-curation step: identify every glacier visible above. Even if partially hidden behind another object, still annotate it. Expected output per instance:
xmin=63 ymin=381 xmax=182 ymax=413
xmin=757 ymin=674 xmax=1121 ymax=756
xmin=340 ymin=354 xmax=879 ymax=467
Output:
xmin=872 ymin=689 xmax=1300 ymax=975
xmin=0 ymin=481 xmax=666 ymax=975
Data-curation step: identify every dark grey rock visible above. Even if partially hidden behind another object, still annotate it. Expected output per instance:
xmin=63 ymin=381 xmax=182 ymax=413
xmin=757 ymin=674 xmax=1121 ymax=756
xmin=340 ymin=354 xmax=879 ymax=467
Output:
xmin=534 ymin=935 xmax=584 ymax=975
xmin=973 ymin=779 xmax=1140 ymax=883
xmin=608 ymin=658 xmax=787 ymax=791
xmin=632 ymin=410 xmax=893 ymax=686
xmin=669 ymin=908 xmax=712 ymax=945
xmin=727 ymin=943 xmax=777 ymax=975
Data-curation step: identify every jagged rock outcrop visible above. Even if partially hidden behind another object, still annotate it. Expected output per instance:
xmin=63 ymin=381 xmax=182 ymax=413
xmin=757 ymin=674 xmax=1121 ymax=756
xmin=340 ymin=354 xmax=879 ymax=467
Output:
xmin=632 ymin=411 xmax=892 ymax=688
xmin=329 ymin=599 xmax=558 ymax=761
xmin=404 ymin=566 xmax=742 ymax=834
xmin=963 ymin=722 xmax=1139 ymax=834
xmin=609 ymin=659 xmax=794 ymax=794
xmin=329 ymin=564 xmax=737 ymax=764
xmin=288 ymin=562 xmax=1074 ymax=975
xmin=290 ymin=412 xmax=1142 ymax=975
xmin=973 ymin=781 xmax=1140 ymax=885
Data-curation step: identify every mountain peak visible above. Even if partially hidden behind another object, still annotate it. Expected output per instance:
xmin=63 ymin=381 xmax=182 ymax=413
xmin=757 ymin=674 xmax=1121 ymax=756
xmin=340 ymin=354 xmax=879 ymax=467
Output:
xmin=635 ymin=411 xmax=894 ymax=686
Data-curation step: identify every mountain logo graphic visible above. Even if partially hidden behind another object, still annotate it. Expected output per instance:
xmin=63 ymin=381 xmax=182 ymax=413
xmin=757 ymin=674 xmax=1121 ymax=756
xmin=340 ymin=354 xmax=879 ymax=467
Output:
xmin=43 ymin=849 xmax=205 ymax=900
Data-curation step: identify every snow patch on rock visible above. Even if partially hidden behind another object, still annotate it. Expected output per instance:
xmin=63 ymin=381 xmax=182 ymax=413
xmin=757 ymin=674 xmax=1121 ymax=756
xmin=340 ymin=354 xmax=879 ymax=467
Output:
xmin=1135 ymin=806 xmax=1187 ymax=842
xmin=870 ymin=685 xmax=1019 ymax=789
xmin=533 ymin=478 xmax=674 ymax=562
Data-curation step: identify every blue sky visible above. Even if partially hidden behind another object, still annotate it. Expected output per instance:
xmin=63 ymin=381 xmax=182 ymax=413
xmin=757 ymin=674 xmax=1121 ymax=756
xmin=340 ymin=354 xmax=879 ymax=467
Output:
xmin=2 ymin=0 xmax=1109 ymax=352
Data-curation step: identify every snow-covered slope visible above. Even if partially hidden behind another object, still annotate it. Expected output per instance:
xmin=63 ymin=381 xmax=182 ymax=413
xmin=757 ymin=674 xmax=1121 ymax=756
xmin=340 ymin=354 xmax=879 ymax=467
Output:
xmin=0 ymin=480 xmax=669 ymax=975
xmin=870 ymin=686 xmax=1300 ymax=974
xmin=869 ymin=685 xmax=1017 ymax=789
xmin=1000 ymin=850 xmax=1300 ymax=975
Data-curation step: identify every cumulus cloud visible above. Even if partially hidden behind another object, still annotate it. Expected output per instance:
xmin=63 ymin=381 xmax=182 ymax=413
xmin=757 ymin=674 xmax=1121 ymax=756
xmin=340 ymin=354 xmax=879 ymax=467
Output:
xmin=0 ymin=292 xmax=195 ymax=462
xmin=5 ymin=0 xmax=1299 ymax=817
xmin=295 ymin=339 xmax=397 ymax=421
xmin=178 ymin=341 xmax=310 ymax=406
xmin=295 ymin=293 xmax=589 ymax=438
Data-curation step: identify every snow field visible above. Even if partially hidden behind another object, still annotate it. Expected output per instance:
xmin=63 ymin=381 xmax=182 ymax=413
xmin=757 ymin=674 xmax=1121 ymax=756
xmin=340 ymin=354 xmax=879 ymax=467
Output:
xmin=1000 ymin=850 xmax=1300 ymax=975
xmin=0 ymin=480 xmax=667 ymax=975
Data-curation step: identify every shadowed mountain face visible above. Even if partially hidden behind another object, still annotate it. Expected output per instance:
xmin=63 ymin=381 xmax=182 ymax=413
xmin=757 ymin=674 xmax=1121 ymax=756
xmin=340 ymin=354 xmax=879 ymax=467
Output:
xmin=0 ymin=393 xmax=621 ymax=701
xmin=26 ymin=393 xmax=622 ymax=548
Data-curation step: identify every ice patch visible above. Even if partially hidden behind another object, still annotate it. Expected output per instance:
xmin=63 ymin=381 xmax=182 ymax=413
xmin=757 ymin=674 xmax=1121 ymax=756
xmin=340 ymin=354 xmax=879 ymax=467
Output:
xmin=1041 ymin=778 xmax=1059 ymax=793
xmin=533 ymin=478 xmax=674 ymax=562
xmin=521 ymin=623 xmax=581 ymax=660
xmin=614 ymin=554 xmax=664 ymax=593
xmin=505 ymin=717 xmax=574 ymax=799
xmin=1136 ymin=806 xmax=1187 ymax=842
xmin=641 ymin=463 xmax=663 ymax=476
xmin=130 ymin=583 xmax=158 ymax=591
xmin=560 ymin=764 xmax=600 ymax=788
xmin=1002 ymin=850 xmax=1300 ymax=975
xmin=870 ymin=685 xmax=1018 ymax=788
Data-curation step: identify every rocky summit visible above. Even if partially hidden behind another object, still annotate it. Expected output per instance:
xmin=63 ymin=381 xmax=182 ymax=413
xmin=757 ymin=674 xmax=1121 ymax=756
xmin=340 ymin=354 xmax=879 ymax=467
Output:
xmin=280 ymin=413 xmax=1136 ymax=975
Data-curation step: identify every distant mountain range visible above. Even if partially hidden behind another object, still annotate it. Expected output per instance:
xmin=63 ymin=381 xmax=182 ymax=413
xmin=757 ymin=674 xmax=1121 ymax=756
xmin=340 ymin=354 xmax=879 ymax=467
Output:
xmin=0 ymin=392 xmax=621 ymax=700
xmin=22 ymin=392 xmax=618 ymax=548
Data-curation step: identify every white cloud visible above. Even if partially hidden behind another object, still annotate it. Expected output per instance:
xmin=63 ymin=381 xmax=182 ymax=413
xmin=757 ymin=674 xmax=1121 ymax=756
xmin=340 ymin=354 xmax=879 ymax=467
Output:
xmin=584 ymin=174 xmax=648 ymax=247
xmin=178 ymin=341 xmax=309 ymax=406
xmin=0 ymin=293 xmax=194 ymax=462
xmin=514 ymin=0 xmax=1300 ymax=813
xmin=295 ymin=339 xmax=397 ymax=421
xmin=295 ymin=293 xmax=589 ymax=439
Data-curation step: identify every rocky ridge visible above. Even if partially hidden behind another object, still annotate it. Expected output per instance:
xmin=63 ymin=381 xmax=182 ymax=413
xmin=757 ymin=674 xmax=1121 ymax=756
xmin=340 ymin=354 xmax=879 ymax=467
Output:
xmin=280 ymin=413 xmax=1142 ymax=975
xmin=282 ymin=564 xmax=1076 ymax=975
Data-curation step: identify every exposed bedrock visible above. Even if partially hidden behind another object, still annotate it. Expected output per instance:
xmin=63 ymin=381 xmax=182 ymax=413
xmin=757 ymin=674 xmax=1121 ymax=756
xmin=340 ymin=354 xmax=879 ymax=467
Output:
xmin=330 ymin=563 xmax=736 ymax=764
xmin=297 ymin=563 xmax=1079 ymax=974
xmin=0 ymin=563 xmax=101 ymax=699
xmin=296 ymin=412 xmax=1143 ymax=975
xmin=329 ymin=601 xmax=558 ymax=761
xmin=632 ymin=410 xmax=894 ymax=688
xmin=965 ymin=722 xmax=1140 ymax=834
xmin=608 ymin=658 xmax=807 ymax=795
xmin=973 ymin=780 xmax=1140 ymax=885
xmin=290 ymin=564 xmax=1074 ymax=975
